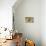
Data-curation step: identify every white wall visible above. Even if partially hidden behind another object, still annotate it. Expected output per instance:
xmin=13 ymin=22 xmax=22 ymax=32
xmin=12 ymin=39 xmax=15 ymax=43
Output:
xmin=41 ymin=0 xmax=46 ymax=46
xmin=13 ymin=0 xmax=41 ymax=46
xmin=0 ymin=0 xmax=46 ymax=46
xmin=0 ymin=0 xmax=16 ymax=30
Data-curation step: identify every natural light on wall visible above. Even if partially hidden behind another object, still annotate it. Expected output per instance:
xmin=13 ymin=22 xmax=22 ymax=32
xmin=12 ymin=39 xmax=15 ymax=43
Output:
xmin=0 ymin=0 xmax=16 ymax=30
xmin=0 ymin=0 xmax=46 ymax=46
xmin=0 ymin=8 xmax=12 ymax=30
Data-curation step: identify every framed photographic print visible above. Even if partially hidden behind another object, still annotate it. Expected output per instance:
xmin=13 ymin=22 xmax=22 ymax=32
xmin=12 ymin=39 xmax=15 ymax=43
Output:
xmin=25 ymin=17 xmax=34 ymax=23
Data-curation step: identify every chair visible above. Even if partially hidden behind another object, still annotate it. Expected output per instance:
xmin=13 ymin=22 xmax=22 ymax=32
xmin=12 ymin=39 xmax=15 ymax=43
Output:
xmin=14 ymin=33 xmax=23 ymax=46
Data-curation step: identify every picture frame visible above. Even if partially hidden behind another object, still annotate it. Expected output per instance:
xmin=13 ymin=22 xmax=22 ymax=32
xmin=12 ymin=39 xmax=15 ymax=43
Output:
xmin=25 ymin=17 xmax=34 ymax=23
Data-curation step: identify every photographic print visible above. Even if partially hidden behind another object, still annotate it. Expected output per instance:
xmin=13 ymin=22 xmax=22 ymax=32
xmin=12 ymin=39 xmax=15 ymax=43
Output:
xmin=25 ymin=17 xmax=34 ymax=23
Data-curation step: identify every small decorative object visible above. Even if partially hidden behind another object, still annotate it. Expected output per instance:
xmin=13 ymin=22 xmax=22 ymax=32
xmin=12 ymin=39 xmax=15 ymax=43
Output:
xmin=25 ymin=17 xmax=34 ymax=23
xmin=25 ymin=40 xmax=35 ymax=46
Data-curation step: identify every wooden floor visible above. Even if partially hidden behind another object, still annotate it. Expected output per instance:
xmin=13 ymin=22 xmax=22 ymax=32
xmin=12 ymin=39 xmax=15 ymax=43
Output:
xmin=0 ymin=39 xmax=16 ymax=46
